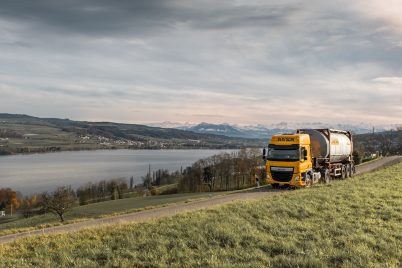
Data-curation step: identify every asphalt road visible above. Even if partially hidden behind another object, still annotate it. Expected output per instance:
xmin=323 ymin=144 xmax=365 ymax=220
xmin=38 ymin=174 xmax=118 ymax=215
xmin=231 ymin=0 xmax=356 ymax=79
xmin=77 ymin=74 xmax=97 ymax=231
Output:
xmin=1 ymin=155 xmax=401 ymax=244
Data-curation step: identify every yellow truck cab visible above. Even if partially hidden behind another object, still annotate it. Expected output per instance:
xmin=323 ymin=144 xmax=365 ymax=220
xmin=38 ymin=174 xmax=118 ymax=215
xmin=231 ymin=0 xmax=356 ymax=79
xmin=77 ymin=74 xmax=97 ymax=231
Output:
xmin=264 ymin=133 xmax=314 ymax=188
xmin=263 ymin=129 xmax=354 ymax=188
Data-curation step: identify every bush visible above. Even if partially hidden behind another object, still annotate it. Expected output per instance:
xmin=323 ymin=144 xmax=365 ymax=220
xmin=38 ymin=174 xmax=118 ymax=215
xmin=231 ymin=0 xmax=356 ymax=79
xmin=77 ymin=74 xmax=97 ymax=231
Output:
xmin=150 ymin=186 xmax=158 ymax=196
xmin=160 ymin=187 xmax=179 ymax=195
xmin=353 ymin=150 xmax=363 ymax=164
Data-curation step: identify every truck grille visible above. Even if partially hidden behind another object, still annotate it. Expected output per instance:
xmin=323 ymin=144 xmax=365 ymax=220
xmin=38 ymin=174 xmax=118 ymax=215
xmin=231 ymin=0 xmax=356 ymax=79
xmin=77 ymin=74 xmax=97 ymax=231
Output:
xmin=271 ymin=171 xmax=293 ymax=182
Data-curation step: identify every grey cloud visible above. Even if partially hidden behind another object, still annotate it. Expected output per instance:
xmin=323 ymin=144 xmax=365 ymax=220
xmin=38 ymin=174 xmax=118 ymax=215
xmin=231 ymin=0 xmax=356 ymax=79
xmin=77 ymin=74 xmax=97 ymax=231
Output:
xmin=0 ymin=0 xmax=303 ymax=42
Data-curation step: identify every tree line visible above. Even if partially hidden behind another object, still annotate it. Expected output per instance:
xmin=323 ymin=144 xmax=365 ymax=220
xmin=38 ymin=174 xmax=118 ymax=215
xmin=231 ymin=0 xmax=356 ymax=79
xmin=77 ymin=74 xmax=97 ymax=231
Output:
xmin=177 ymin=147 xmax=264 ymax=193
xmin=353 ymin=126 xmax=402 ymax=162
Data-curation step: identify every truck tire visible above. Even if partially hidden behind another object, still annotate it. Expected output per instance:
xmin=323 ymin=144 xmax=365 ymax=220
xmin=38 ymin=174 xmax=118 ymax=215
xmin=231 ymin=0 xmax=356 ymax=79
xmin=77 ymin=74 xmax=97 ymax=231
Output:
xmin=341 ymin=166 xmax=346 ymax=180
xmin=345 ymin=165 xmax=350 ymax=178
xmin=323 ymin=169 xmax=330 ymax=184
xmin=305 ymin=174 xmax=311 ymax=188
xmin=272 ymin=183 xmax=279 ymax=188
xmin=350 ymin=164 xmax=354 ymax=176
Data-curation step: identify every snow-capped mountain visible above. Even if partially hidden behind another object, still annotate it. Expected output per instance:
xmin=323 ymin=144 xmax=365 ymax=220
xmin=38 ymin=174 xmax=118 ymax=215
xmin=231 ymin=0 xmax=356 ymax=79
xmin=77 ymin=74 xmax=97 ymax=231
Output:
xmin=145 ymin=121 xmax=401 ymax=139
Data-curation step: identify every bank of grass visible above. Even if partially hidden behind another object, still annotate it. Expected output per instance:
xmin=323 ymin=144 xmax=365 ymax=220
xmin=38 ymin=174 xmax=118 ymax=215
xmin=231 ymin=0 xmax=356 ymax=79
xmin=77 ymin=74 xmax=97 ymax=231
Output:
xmin=0 ymin=190 xmax=248 ymax=237
xmin=356 ymin=156 xmax=384 ymax=167
xmin=2 ymin=163 xmax=402 ymax=267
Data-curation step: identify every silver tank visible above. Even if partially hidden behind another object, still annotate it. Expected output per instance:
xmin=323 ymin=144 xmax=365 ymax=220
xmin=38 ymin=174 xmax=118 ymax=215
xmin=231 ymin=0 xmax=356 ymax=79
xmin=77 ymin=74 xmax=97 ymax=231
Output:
xmin=300 ymin=129 xmax=352 ymax=163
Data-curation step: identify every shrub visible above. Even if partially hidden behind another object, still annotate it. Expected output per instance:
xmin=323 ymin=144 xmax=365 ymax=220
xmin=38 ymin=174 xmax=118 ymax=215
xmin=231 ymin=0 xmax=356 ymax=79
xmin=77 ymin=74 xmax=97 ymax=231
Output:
xmin=353 ymin=150 xmax=363 ymax=164
xmin=150 ymin=186 xmax=158 ymax=196
xmin=160 ymin=187 xmax=179 ymax=195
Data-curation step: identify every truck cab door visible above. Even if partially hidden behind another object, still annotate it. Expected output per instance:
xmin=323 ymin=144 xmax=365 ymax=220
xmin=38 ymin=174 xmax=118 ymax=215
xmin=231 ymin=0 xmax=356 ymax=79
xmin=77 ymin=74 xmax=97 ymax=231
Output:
xmin=300 ymin=147 xmax=310 ymax=173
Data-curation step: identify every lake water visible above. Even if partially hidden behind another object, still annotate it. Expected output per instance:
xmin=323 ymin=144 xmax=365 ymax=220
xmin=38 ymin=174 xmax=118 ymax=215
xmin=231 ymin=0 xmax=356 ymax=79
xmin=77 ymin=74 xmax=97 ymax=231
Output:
xmin=0 ymin=149 xmax=238 ymax=196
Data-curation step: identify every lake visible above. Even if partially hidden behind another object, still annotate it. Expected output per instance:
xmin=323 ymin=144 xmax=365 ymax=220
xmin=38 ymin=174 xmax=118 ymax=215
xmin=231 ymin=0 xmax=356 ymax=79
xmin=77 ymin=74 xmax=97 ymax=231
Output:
xmin=0 ymin=149 xmax=238 ymax=196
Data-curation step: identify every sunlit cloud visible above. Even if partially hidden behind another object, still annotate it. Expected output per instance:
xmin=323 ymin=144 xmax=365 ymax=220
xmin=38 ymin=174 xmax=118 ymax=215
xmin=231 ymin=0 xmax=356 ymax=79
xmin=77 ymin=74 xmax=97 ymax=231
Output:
xmin=372 ymin=77 xmax=402 ymax=84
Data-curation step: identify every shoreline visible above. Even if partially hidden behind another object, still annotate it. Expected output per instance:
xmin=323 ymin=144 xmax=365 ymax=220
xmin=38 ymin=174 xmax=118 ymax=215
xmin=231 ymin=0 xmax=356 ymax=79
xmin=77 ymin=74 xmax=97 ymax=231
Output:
xmin=0 ymin=146 xmax=248 ymax=157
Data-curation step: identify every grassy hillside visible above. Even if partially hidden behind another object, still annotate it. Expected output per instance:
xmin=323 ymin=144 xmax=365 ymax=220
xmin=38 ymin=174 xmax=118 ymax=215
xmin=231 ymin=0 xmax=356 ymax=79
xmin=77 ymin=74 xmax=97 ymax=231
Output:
xmin=0 ymin=190 xmax=240 ymax=236
xmin=1 ymin=163 xmax=402 ymax=267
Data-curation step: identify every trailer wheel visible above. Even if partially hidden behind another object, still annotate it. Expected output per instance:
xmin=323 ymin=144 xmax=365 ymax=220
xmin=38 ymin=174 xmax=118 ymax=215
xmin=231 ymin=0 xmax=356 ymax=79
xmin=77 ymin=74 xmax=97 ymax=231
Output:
xmin=345 ymin=165 xmax=350 ymax=178
xmin=323 ymin=169 xmax=330 ymax=184
xmin=341 ymin=166 xmax=346 ymax=180
xmin=305 ymin=174 xmax=312 ymax=188
xmin=349 ymin=164 xmax=354 ymax=176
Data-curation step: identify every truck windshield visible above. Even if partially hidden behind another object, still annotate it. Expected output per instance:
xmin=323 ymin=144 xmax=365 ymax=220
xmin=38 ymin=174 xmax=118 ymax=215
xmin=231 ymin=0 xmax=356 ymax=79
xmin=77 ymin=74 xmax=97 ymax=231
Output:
xmin=267 ymin=148 xmax=299 ymax=161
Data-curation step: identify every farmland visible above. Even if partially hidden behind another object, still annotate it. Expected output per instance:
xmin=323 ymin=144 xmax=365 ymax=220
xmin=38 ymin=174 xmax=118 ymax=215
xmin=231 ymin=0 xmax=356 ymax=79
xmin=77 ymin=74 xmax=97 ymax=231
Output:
xmin=1 ymin=161 xmax=402 ymax=267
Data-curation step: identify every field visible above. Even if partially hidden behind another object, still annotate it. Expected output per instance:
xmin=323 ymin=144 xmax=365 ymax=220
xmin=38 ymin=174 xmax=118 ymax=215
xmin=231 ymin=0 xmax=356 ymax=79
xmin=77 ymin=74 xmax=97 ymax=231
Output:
xmin=0 ymin=119 xmax=100 ymax=151
xmin=0 ymin=190 xmax=239 ymax=236
xmin=1 ymin=162 xmax=402 ymax=267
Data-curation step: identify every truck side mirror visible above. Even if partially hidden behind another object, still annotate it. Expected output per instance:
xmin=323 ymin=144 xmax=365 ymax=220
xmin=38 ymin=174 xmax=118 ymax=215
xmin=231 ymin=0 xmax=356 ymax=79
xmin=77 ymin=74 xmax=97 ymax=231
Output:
xmin=262 ymin=148 xmax=266 ymax=160
xmin=303 ymin=149 xmax=307 ymax=160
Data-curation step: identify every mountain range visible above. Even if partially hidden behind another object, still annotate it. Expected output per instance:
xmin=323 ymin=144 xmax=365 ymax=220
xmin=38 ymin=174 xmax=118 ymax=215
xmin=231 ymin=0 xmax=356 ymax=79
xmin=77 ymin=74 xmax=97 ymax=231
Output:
xmin=145 ymin=121 xmax=401 ymax=139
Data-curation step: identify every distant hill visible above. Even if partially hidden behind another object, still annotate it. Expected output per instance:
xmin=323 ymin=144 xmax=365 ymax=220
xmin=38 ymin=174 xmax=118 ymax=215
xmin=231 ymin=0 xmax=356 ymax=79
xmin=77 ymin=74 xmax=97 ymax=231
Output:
xmin=0 ymin=113 xmax=245 ymax=142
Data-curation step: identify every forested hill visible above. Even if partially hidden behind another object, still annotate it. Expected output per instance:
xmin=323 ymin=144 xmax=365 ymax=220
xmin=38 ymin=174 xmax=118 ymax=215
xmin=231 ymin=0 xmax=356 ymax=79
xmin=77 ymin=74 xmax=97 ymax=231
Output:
xmin=43 ymin=117 xmax=238 ymax=141
xmin=0 ymin=113 xmax=260 ymax=154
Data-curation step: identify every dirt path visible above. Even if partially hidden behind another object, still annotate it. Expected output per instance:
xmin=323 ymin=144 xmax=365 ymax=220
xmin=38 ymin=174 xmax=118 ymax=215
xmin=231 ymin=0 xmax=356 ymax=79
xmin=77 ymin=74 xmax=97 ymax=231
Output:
xmin=1 ymin=156 xmax=401 ymax=244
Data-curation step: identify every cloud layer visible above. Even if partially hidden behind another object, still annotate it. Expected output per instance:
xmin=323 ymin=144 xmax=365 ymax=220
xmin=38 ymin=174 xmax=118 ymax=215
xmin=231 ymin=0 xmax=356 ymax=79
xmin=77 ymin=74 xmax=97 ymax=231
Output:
xmin=0 ymin=0 xmax=401 ymax=125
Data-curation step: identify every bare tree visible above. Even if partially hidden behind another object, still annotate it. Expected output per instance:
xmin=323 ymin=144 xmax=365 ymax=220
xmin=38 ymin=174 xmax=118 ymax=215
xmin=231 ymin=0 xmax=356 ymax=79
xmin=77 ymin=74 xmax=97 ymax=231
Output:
xmin=40 ymin=187 xmax=74 ymax=222
xmin=378 ymin=130 xmax=393 ymax=156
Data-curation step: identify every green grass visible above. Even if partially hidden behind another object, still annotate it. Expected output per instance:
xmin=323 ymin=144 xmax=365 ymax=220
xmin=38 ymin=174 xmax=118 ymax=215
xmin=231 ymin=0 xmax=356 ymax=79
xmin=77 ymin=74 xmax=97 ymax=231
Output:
xmin=0 ymin=190 xmax=241 ymax=237
xmin=356 ymin=156 xmax=384 ymax=167
xmin=1 ymin=162 xmax=402 ymax=267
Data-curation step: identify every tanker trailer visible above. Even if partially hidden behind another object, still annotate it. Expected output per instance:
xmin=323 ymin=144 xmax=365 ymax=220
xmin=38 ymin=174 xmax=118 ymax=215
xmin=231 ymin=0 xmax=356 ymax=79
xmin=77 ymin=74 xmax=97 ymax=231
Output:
xmin=263 ymin=129 xmax=354 ymax=188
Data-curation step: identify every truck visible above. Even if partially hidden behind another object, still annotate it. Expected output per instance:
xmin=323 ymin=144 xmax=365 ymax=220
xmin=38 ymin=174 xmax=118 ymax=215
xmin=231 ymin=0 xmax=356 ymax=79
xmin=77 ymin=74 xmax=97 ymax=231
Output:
xmin=262 ymin=129 xmax=354 ymax=188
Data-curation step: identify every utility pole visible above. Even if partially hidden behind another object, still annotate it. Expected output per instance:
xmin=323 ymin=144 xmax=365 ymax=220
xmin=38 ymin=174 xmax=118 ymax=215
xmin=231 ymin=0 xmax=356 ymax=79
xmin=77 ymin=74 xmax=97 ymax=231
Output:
xmin=11 ymin=203 xmax=12 ymax=216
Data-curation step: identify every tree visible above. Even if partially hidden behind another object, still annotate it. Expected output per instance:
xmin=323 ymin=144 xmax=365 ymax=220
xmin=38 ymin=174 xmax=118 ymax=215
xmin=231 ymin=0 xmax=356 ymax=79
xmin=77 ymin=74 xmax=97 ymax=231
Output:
xmin=77 ymin=186 xmax=89 ymax=206
xmin=6 ymin=189 xmax=20 ymax=210
xmin=377 ymin=130 xmax=393 ymax=156
xmin=107 ymin=179 xmax=118 ymax=200
xmin=22 ymin=199 xmax=32 ymax=219
xmin=353 ymin=150 xmax=363 ymax=165
xmin=40 ymin=187 xmax=74 ymax=222
xmin=116 ymin=178 xmax=128 ymax=199
xmin=31 ymin=195 xmax=37 ymax=207
xmin=203 ymin=166 xmax=213 ymax=190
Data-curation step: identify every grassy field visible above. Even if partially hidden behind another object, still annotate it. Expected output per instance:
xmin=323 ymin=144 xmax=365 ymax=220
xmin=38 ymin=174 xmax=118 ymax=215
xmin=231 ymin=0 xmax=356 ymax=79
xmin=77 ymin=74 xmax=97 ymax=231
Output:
xmin=0 ymin=190 xmax=240 ymax=236
xmin=1 ymin=162 xmax=402 ymax=267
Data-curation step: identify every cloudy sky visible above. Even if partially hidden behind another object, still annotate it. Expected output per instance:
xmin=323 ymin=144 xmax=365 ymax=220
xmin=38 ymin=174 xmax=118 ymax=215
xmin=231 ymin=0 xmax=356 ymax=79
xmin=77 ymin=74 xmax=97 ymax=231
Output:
xmin=1 ymin=0 xmax=401 ymax=126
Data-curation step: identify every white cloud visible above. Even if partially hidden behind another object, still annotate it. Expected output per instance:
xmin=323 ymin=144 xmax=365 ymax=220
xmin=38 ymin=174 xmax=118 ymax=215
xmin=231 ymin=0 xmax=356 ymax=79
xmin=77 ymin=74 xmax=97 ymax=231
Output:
xmin=372 ymin=77 xmax=402 ymax=84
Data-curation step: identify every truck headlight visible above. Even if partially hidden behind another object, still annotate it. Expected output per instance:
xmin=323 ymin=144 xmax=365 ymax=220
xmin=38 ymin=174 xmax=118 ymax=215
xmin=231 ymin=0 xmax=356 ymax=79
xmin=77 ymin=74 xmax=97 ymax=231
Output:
xmin=267 ymin=175 xmax=271 ymax=180
xmin=293 ymin=176 xmax=300 ymax=181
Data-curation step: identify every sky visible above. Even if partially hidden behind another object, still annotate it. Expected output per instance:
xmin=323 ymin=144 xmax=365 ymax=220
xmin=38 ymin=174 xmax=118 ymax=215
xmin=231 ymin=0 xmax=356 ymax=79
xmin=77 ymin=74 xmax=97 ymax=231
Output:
xmin=0 ymin=0 xmax=401 ymax=126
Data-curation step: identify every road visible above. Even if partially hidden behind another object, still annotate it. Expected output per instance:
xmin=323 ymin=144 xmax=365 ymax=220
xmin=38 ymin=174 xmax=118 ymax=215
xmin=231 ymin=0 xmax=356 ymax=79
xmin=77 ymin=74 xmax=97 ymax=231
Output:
xmin=1 ymin=155 xmax=401 ymax=244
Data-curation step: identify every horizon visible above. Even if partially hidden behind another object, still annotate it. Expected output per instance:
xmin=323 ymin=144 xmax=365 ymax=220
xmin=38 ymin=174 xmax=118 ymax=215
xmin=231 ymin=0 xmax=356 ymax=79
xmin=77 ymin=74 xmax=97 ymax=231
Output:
xmin=1 ymin=0 xmax=401 ymax=125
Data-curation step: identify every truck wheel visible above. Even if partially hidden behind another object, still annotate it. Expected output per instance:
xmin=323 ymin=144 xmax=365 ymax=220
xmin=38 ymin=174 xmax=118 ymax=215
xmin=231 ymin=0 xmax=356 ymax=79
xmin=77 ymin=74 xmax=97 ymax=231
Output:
xmin=350 ymin=164 xmax=354 ymax=176
xmin=272 ymin=183 xmax=279 ymax=188
xmin=305 ymin=174 xmax=311 ymax=188
xmin=341 ymin=166 xmax=346 ymax=180
xmin=323 ymin=169 xmax=330 ymax=184
xmin=345 ymin=165 xmax=350 ymax=178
